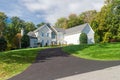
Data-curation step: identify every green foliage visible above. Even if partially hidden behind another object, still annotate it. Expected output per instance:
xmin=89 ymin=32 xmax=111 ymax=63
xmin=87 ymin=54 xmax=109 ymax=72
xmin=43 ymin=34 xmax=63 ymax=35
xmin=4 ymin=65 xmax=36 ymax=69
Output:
xmin=80 ymin=33 xmax=88 ymax=44
xmin=0 ymin=12 xmax=7 ymax=36
xmin=67 ymin=14 xmax=81 ymax=28
xmin=90 ymin=0 xmax=120 ymax=43
xmin=55 ymin=17 xmax=68 ymax=29
xmin=11 ymin=16 xmax=25 ymax=32
xmin=25 ymin=22 xmax=36 ymax=33
xmin=21 ymin=35 xmax=30 ymax=48
xmin=79 ymin=10 xmax=97 ymax=23
xmin=103 ymin=32 xmax=112 ymax=42
xmin=94 ymin=32 xmax=100 ymax=43
xmin=0 ymin=47 xmax=44 ymax=80
xmin=55 ymin=0 xmax=120 ymax=43
xmin=0 ymin=36 xmax=7 ymax=51
xmin=63 ymin=43 xmax=120 ymax=61
xmin=1 ymin=0 xmax=120 ymax=51
xmin=2 ymin=16 xmax=36 ymax=50
xmin=55 ymin=10 xmax=97 ymax=29
xmin=3 ymin=17 xmax=25 ymax=50
xmin=37 ymin=22 xmax=45 ymax=28
xmin=55 ymin=14 xmax=84 ymax=29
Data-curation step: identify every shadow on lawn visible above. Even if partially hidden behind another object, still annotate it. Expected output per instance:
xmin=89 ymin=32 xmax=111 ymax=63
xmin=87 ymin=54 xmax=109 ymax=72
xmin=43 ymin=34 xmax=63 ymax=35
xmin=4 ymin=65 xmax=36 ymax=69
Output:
xmin=34 ymin=48 xmax=120 ymax=79
xmin=0 ymin=49 xmax=39 ymax=64
xmin=62 ymin=44 xmax=94 ymax=55
xmin=9 ymin=47 xmax=120 ymax=80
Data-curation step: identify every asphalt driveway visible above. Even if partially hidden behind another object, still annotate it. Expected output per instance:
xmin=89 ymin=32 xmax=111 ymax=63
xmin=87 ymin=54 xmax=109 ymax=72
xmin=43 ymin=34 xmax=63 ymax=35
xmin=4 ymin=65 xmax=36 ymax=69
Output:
xmin=9 ymin=48 xmax=120 ymax=80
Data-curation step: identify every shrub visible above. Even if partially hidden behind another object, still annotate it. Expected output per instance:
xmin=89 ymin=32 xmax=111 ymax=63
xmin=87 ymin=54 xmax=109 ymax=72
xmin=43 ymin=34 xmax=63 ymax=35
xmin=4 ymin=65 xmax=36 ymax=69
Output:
xmin=80 ymin=33 xmax=88 ymax=44
xmin=0 ymin=36 xmax=7 ymax=51
xmin=21 ymin=35 xmax=30 ymax=48
xmin=103 ymin=32 xmax=112 ymax=43
xmin=109 ymin=36 xmax=120 ymax=42
xmin=94 ymin=33 xmax=100 ymax=43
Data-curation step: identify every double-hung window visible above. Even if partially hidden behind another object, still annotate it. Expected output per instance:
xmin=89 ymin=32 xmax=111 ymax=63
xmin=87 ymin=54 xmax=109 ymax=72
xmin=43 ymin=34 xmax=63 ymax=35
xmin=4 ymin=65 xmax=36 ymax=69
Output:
xmin=42 ymin=33 xmax=44 ymax=37
xmin=47 ymin=33 xmax=49 ymax=37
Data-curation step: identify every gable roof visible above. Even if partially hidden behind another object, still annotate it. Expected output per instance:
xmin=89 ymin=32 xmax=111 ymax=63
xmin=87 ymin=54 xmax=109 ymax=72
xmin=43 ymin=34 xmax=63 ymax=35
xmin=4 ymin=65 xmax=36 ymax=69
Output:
xmin=54 ymin=27 xmax=65 ymax=33
xmin=65 ymin=23 xmax=88 ymax=35
xmin=27 ymin=31 xmax=37 ymax=38
xmin=27 ymin=23 xmax=91 ymax=37
xmin=34 ymin=24 xmax=46 ymax=32
xmin=33 ymin=24 xmax=65 ymax=33
xmin=34 ymin=24 xmax=56 ymax=32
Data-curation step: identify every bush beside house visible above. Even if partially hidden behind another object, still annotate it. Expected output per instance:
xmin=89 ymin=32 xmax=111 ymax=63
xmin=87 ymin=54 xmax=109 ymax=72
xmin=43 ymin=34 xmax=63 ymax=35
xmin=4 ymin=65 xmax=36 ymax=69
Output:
xmin=21 ymin=35 xmax=30 ymax=48
xmin=80 ymin=33 xmax=88 ymax=44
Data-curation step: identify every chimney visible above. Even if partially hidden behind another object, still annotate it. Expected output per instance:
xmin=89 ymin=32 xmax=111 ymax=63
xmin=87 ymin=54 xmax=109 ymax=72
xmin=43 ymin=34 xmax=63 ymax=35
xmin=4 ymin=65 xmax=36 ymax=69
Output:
xmin=21 ymin=28 xmax=24 ymax=36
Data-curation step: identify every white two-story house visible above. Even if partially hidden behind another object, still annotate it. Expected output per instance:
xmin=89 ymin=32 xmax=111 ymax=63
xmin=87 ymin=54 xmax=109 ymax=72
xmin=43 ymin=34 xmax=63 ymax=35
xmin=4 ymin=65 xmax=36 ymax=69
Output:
xmin=28 ymin=23 xmax=94 ymax=47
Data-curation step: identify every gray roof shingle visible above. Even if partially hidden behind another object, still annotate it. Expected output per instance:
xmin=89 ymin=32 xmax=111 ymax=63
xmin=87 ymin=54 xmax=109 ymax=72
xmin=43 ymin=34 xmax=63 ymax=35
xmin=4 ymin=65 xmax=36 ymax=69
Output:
xmin=54 ymin=27 xmax=65 ymax=33
xmin=28 ymin=23 xmax=88 ymax=37
xmin=65 ymin=23 xmax=88 ymax=35
xmin=27 ymin=31 xmax=37 ymax=38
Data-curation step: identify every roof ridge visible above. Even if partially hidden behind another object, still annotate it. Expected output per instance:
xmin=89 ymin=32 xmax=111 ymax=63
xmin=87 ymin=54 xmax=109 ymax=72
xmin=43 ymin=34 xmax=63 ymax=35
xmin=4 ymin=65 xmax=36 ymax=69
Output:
xmin=65 ymin=23 xmax=88 ymax=35
xmin=66 ymin=23 xmax=88 ymax=31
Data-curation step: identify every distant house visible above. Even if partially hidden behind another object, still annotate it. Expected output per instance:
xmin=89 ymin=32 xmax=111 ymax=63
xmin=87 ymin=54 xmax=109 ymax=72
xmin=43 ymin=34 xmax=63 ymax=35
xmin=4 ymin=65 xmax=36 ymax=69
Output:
xmin=28 ymin=23 xmax=94 ymax=47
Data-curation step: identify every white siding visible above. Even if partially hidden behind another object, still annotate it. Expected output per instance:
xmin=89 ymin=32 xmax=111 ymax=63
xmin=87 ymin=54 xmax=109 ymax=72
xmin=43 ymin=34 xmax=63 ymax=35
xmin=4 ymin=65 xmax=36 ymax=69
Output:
xmin=82 ymin=24 xmax=94 ymax=44
xmin=64 ymin=33 xmax=81 ymax=45
xmin=56 ymin=32 xmax=64 ymax=44
xmin=35 ymin=31 xmax=38 ymax=37
xmin=30 ymin=38 xmax=38 ymax=47
xmin=64 ymin=24 xmax=94 ymax=45
xmin=35 ymin=25 xmax=52 ymax=46
xmin=30 ymin=23 xmax=94 ymax=47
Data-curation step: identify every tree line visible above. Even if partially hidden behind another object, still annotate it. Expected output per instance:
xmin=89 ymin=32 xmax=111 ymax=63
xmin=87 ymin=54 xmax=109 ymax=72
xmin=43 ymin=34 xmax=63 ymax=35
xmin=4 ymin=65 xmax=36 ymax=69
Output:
xmin=55 ymin=0 xmax=120 ymax=43
xmin=0 ymin=11 xmax=46 ymax=51
xmin=0 ymin=12 xmax=43 ymax=51
xmin=0 ymin=0 xmax=120 ymax=51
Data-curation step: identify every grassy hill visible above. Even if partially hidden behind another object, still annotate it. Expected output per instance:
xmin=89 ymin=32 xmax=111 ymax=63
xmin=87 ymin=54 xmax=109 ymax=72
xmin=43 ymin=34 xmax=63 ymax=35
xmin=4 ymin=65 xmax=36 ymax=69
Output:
xmin=63 ymin=43 xmax=120 ymax=61
xmin=0 ymin=48 xmax=44 ymax=80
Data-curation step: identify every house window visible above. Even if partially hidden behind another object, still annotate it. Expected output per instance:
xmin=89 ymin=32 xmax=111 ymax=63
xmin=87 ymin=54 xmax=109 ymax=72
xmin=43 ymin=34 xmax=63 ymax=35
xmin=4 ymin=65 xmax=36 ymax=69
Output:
xmin=47 ymin=33 xmax=49 ymax=37
xmin=34 ymin=41 xmax=37 ymax=45
xmin=42 ymin=40 xmax=44 ymax=46
xmin=46 ymin=40 xmax=49 ymax=46
xmin=51 ymin=32 xmax=56 ymax=39
xmin=42 ymin=33 xmax=44 ymax=37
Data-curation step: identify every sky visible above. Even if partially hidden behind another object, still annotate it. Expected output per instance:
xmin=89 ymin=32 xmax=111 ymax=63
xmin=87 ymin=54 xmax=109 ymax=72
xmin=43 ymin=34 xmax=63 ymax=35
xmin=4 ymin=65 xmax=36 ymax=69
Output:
xmin=0 ymin=0 xmax=105 ymax=25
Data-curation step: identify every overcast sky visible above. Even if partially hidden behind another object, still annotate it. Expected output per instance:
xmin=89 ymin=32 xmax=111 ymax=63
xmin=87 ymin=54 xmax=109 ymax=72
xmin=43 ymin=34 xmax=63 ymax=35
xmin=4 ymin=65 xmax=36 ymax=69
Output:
xmin=0 ymin=0 xmax=104 ymax=24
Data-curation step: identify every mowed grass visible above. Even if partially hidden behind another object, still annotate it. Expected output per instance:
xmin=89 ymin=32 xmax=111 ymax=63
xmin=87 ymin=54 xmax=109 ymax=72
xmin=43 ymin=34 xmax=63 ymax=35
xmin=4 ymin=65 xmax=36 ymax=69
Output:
xmin=0 ymin=47 xmax=44 ymax=80
xmin=63 ymin=43 xmax=120 ymax=61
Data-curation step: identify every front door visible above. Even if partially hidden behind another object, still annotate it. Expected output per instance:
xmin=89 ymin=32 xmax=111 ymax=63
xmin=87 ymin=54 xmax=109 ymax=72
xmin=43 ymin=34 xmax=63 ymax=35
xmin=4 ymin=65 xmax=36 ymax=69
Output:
xmin=42 ymin=40 xmax=44 ymax=47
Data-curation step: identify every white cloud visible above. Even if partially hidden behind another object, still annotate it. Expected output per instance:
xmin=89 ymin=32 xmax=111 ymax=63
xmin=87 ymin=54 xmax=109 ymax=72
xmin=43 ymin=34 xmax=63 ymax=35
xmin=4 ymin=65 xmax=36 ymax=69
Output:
xmin=8 ymin=9 xmax=23 ymax=17
xmin=21 ymin=0 xmax=104 ymax=24
xmin=4 ymin=5 xmax=24 ymax=18
xmin=92 ymin=3 xmax=104 ymax=11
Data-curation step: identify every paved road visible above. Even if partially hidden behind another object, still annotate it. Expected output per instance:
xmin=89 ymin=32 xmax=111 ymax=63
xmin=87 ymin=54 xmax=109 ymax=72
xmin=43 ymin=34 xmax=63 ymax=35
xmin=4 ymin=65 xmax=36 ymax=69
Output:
xmin=9 ymin=48 xmax=120 ymax=80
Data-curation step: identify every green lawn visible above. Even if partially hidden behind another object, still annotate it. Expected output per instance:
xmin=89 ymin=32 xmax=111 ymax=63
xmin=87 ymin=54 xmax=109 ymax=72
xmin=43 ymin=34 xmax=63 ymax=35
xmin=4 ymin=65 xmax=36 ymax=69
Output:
xmin=0 ymin=47 xmax=44 ymax=80
xmin=63 ymin=43 xmax=120 ymax=61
